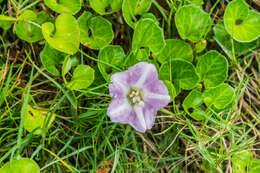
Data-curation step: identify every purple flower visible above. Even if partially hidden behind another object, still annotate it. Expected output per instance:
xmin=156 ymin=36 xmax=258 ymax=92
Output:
xmin=107 ymin=62 xmax=171 ymax=133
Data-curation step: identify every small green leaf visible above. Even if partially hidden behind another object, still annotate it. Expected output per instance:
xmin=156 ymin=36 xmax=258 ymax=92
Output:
xmin=0 ymin=158 xmax=40 ymax=173
xmin=42 ymin=14 xmax=80 ymax=55
xmin=132 ymin=18 xmax=165 ymax=56
xmin=62 ymin=56 xmax=78 ymax=76
xmin=67 ymin=65 xmax=95 ymax=90
xmin=202 ymin=83 xmax=235 ymax=109
xmin=89 ymin=0 xmax=123 ymax=15
xmin=214 ymin=21 xmax=258 ymax=57
xmin=22 ymin=105 xmax=56 ymax=135
xmin=163 ymin=80 xmax=176 ymax=101
xmin=194 ymin=39 xmax=207 ymax=53
xmin=0 ymin=14 xmax=17 ymax=21
xmin=0 ymin=21 xmax=12 ymax=30
xmin=44 ymin=0 xmax=81 ymax=14
xmin=183 ymin=90 xmax=206 ymax=121
xmin=159 ymin=60 xmax=199 ymax=94
xmin=224 ymin=0 xmax=260 ymax=42
xmin=122 ymin=0 xmax=152 ymax=28
xmin=98 ymin=45 xmax=125 ymax=81
xmin=157 ymin=39 xmax=193 ymax=64
xmin=196 ymin=50 xmax=228 ymax=88
xmin=78 ymin=11 xmax=114 ymax=50
xmin=40 ymin=43 xmax=66 ymax=76
xmin=175 ymin=5 xmax=212 ymax=43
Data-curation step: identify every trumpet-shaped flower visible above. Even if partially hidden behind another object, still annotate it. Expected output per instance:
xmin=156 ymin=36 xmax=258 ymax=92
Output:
xmin=107 ymin=62 xmax=171 ymax=133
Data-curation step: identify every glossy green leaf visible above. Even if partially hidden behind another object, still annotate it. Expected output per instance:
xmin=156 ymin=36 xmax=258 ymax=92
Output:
xmin=132 ymin=18 xmax=165 ymax=56
xmin=67 ymin=65 xmax=95 ymax=90
xmin=183 ymin=90 xmax=206 ymax=121
xmin=202 ymin=83 xmax=235 ymax=109
xmin=42 ymin=14 xmax=80 ymax=55
xmin=62 ymin=56 xmax=78 ymax=76
xmin=22 ymin=105 xmax=56 ymax=135
xmin=0 ymin=158 xmax=40 ymax=173
xmin=98 ymin=45 xmax=125 ymax=81
xmin=159 ymin=60 xmax=199 ymax=94
xmin=224 ymin=0 xmax=260 ymax=42
xmin=44 ymin=0 xmax=81 ymax=14
xmin=175 ymin=5 xmax=212 ymax=43
xmin=196 ymin=50 xmax=228 ymax=88
xmin=40 ymin=43 xmax=66 ymax=76
xmin=214 ymin=21 xmax=258 ymax=57
xmin=122 ymin=0 xmax=152 ymax=28
xmin=89 ymin=0 xmax=123 ymax=15
xmin=78 ymin=11 xmax=114 ymax=50
xmin=157 ymin=39 xmax=193 ymax=64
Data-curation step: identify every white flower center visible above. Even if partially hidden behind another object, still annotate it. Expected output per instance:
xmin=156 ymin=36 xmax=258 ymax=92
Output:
xmin=128 ymin=88 xmax=144 ymax=107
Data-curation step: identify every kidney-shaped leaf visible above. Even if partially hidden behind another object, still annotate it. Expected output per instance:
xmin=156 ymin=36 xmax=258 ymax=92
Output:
xmin=224 ymin=0 xmax=260 ymax=42
xmin=214 ymin=21 xmax=258 ymax=57
xmin=159 ymin=60 xmax=199 ymax=94
xmin=78 ymin=11 xmax=114 ymax=50
xmin=122 ymin=0 xmax=152 ymax=28
xmin=67 ymin=65 xmax=95 ymax=90
xmin=40 ymin=43 xmax=66 ymax=76
xmin=42 ymin=14 xmax=80 ymax=55
xmin=132 ymin=18 xmax=165 ymax=56
xmin=44 ymin=0 xmax=81 ymax=14
xmin=202 ymin=83 xmax=235 ymax=110
xmin=98 ymin=45 xmax=125 ymax=81
xmin=175 ymin=5 xmax=212 ymax=43
xmin=196 ymin=50 xmax=228 ymax=88
xmin=22 ymin=105 xmax=56 ymax=135
xmin=89 ymin=0 xmax=123 ymax=15
xmin=157 ymin=39 xmax=193 ymax=64
xmin=0 ymin=158 xmax=40 ymax=173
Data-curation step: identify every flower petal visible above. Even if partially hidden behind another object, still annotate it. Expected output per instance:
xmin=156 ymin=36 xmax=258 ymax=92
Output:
xmin=109 ymin=71 xmax=129 ymax=98
xmin=142 ymin=80 xmax=171 ymax=110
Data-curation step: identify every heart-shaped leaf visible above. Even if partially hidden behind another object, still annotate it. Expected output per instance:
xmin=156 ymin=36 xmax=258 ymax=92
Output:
xmin=175 ymin=5 xmax=212 ymax=43
xmin=44 ymin=0 xmax=81 ymax=14
xmin=67 ymin=65 xmax=95 ymax=90
xmin=98 ymin=45 xmax=125 ymax=81
xmin=196 ymin=50 xmax=228 ymax=88
xmin=22 ymin=105 xmax=56 ymax=135
xmin=40 ymin=43 xmax=66 ymax=76
xmin=157 ymin=39 xmax=193 ymax=64
xmin=202 ymin=83 xmax=235 ymax=109
xmin=16 ymin=10 xmax=50 ymax=43
xmin=62 ymin=56 xmax=78 ymax=76
xmin=42 ymin=14 xmax=80 ymax=55
xmin=224 ymin=0 xmax=260 ymax=42
xmin=0 ymin=158 xmax=40 ymax=173
xmin=122 ymin=0 xmax=152 ymax=28
xmin=78 ymin=11 xmax=114 ymax=50
xmin=159 ymin=60 xmax=199 ymax=94
xmin=214 ymin=21 xmax=258 ymax=57
xmin=132 ymin=18 xmax=165 ymax=56
xmin=183 ymin=90 xmax=206 ymax=121
xmin=89 ymin=0 xmax=123 ymax=15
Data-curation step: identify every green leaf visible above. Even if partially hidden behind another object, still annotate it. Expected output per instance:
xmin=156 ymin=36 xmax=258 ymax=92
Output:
xmin=0 ymin=158 xmax=40 ymax=173
xmin=196 ymin=50 xmax=228 ymax=88
xmin=132 ymin=18 xmax=165 ymax=56
xmin=89 ymin=0 xmax=123 ymax=15
xmin=157 ymin=39 xmax=193 ymax=64
xmin=78 ymin=11 xmax=114 ymax=50
xmin=214 ymin=21 xmax=258 ymax=57
xmin=67 ymin=65 xmax=95 ymax=90
xmin=62 ymin=56 xmax=78 ymax=76
xmin=163 ymin=80 xmax=176 ymax=101
xmin=175 ymin=5 xmax=212 ymax=43
xmin=0 ymin=14 xmax=17 ymax=21
xmin=0 ymin=21 xmax=12 ymax=30
xmin=232 ymin=151 xmax=252 ymax=173
xmin=194 ymin=39 xmax=207 ymax=53
xmin=22 ymin=105 xmax=56 ymax=135
xmin=16 ymin=10 xmax=50 ymax=43
xmin=122 ymin=0 xmax=152 ymax=28
xmin=224 ymin=0 xmax=260 ymax=42
xmin=40 ymin=43 xmax=66 ymax=76
xmin=43 ymin=0 xmax=81 ymax=14
xmin=183 ymin=90 xmax=206 ymax=121
xmin=98 ymin=45 xmax=125 ymax=81
xmin=42 ymin=14 xmax=80 ymax=55
xmin=202 ymin=83 xmax=235 ymax=109
xmin=159 ymin=60 xmax=199 ymax=94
